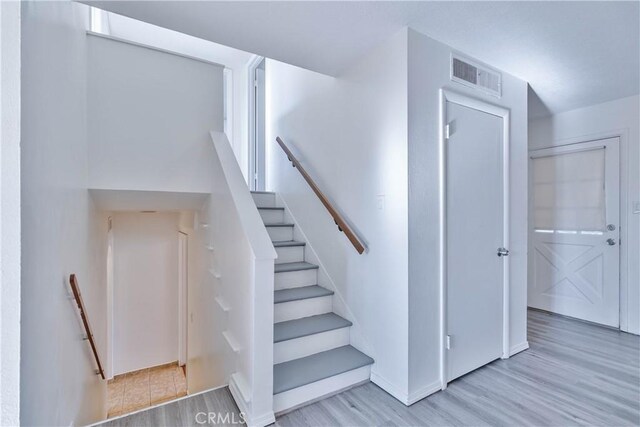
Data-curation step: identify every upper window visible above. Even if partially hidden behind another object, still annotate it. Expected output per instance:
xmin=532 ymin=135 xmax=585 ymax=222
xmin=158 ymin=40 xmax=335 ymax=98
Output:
xmin=532 ymin=147 xmax=606 ymax=233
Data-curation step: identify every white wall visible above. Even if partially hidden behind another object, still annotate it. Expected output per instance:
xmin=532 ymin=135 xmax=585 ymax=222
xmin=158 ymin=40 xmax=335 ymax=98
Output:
xmin=87 ymin=33 xmax=224 ymax=193
xmin=112 ymin=212 xmax=180 ymax=375
xmin=0 ymin=2 xmax=21 ymax=425
xmin=266 ymin=29 xmax=410 ymax=401
xmin=20 ymin=1 xmax=108 ymax=425
xmin=407 ymin=29 xmax=529 ymax=400
xmin=18 ymin=4 xmax=230 ymax=424
xmin=529 ymin=95 xmax=640 ymax=334
xmin=97 ymin=10 xmax=253 ymax=178
xmin=201 ymin=132 xmax=277 ymax=426
xmin=87 ymin=25 xmax=229 ymax=402
xmin=267 ymin=27 xmax=528 ymax=405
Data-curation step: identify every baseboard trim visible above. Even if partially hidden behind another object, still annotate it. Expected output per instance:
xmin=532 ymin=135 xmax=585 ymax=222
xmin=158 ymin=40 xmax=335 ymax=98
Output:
xmin=228 ymin=376 xmax=250 ymax=423
xmin=229 ymin=373 xmax=250 ymax=402
xmin=509 ymin=341 xmax=529 ymax=356
xmin=228 ymin=374 xmax=249 ymax=413
xmin=371 ymin=372 xmax=442 ymax=406
xmin=370 ymin=371 xmax=409 ymax=405
xmin=406 ymin=380 xmax=442 ymax=405
xmin=229 ymin=375 xmax=275 ymax=427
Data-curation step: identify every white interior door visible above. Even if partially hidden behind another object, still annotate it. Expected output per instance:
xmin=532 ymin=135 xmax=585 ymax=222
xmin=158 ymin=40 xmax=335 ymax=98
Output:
xmin=529 ymin=138 xmax=620 ymax=327
xmin=446 ymin=101 xmax=505 ymax=382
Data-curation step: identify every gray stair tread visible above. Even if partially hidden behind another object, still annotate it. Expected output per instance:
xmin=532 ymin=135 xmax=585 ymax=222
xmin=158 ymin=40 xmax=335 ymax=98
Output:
xmin=251 ymin=191 xmax=275 ymax=194
xmin=274 ymin=313 xmax=351 ymax=343
xmin=273 ymin=345 xmax=373 ymax=394
xmin=265 ymin=223 xmax=294 ymax=228
xmin=274 ymin=285 xmax=334 ymax=304
xmin=273 ymin=240 xmax=306 ymax=248
xmin=258 ymin=207 xmax=284 ymax=210
xmin=274 ymin=262 xmax=319 ymax=273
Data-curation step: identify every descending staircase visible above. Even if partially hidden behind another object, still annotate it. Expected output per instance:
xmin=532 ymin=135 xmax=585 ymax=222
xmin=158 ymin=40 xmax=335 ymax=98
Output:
xmin=251 ymin=191 xmax=374 ymax=414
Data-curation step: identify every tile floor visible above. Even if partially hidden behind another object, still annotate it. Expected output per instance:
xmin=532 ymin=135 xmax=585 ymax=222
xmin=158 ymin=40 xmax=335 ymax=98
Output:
xmin=107 ymin=363 xmax=187 ymax=418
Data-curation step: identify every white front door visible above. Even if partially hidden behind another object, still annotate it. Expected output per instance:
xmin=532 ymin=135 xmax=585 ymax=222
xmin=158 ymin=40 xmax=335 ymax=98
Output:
xmin=529 ymin=137 xmax=620 ymax=327
xmin=446 ymin=101 xmax=505 ymax=382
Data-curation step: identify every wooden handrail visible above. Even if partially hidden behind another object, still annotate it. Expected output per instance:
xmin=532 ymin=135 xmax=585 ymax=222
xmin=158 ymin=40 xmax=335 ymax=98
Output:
xmin=276 ymin=137 xmax=366 ymax=254
xmin=69 ymin=274 xmax=105 ymax=379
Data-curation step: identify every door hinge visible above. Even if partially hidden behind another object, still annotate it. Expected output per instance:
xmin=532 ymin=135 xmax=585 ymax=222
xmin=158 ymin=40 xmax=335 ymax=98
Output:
xmin=445 ymin=124 xmax=451 ymax=139
xmin=446 ymin=335 xmax=451 ymax=350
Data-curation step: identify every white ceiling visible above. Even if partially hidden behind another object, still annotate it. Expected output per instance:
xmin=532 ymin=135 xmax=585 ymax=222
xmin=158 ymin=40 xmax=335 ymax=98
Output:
xmin=85 ymin=1 xmax=639 ymax=118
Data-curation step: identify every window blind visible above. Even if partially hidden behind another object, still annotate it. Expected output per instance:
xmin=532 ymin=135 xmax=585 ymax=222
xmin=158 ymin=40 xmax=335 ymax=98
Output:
xmin=532 ymin=148 xmax=606 ymax=231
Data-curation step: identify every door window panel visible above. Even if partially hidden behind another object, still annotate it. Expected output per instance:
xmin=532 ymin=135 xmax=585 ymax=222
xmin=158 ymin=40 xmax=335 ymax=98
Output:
xmin=533 ymin=148 xmax=605 ymax=231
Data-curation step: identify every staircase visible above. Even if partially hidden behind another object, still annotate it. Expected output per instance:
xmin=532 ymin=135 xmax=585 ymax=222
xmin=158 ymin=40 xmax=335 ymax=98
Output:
xmin=251 ymin=191 xmax=374 ymax=414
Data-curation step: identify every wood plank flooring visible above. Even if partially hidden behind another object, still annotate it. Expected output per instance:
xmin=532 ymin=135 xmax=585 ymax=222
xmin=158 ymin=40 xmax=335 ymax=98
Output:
xmin=98 ymin=309 xmax=639 ymax=426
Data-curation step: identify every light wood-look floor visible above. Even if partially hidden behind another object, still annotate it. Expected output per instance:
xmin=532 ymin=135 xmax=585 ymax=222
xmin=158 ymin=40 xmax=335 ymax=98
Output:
xmin=99 ymin=310 xmax=639 ymax=426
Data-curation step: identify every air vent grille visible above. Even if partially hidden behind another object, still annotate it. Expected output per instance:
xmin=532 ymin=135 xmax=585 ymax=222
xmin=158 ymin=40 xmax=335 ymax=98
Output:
xmin=451 ymin=54 xmax=501 ymax=97
xmin=452 ymin=58 xmax=477 ymax=85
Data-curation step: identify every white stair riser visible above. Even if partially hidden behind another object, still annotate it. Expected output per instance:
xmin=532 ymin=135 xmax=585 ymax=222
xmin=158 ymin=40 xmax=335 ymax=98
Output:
xmin=273 ymin=365 xmax=371 ymax=414
xmin=275 ymin=246 xmax=304 ymax=264
xmin=267 ymin=226 xmax=293 ymax=241
xmin=274 ymin=295 xmax=332 ymax=323
xmin=251 ymin=193 xmax=276 ymax=207
xmin=259 ymin=209 xmax=284 ymax=223
xmin=274 ymin=327 xmax=350 ymax=364
xmin=275 ymin=269 xmax=318 ymax=290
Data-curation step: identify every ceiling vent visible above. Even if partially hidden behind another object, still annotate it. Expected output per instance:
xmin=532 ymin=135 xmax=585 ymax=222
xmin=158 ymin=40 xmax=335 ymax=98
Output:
xmin=451 ymin=54 xmax=501 ymax=98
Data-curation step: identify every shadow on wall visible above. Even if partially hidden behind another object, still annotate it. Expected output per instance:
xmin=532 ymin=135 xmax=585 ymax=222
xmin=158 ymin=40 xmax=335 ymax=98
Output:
xmin=528 ymin=85 xmax=553 ymax=120
xmin=265 ymin=30 xmax=411 ymax=394
xmin=276 ymin=136 xmax=370 ymax=249
xmin=268 ymin=73 xmax=366 ymax=296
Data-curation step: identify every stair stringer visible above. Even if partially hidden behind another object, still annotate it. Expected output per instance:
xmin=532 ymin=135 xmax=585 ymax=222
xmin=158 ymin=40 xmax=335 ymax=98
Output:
xmin=274 ymin=194 xmax=376 ymax=361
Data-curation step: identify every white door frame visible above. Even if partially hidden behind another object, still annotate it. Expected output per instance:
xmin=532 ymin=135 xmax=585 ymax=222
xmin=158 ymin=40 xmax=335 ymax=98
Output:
xmin=439 ymin=89 xmax=511 ymax=389
xmin=247 ymin=55 xmax=265 ymax=191
xmin=106 ymin=217 xmax=114 ymax=379
xmin=223 ymin=68 xmax=233 ymax=147
xmin=178 ymin=231 xmax=188 ymax=366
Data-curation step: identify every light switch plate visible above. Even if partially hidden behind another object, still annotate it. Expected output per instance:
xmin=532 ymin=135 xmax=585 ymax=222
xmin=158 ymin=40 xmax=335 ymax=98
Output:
xmin=376 ymin=195 xmax=385 ymax=210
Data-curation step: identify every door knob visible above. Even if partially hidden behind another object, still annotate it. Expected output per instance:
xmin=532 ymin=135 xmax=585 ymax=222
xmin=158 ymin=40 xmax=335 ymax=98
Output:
xmin=606 ymin=238 xmax=616 ymax=246
xmin=497 ymin=247 xmax=509 ymax=257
